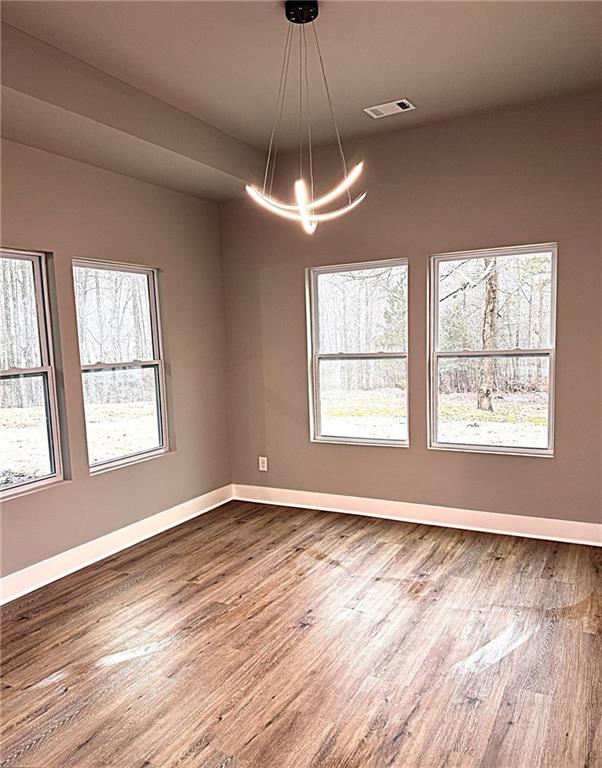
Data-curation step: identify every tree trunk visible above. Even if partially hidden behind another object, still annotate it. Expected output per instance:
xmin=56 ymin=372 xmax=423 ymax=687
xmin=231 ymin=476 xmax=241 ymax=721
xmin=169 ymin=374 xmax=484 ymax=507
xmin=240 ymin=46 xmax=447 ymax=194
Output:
xmin=478 ymin=258 xmax=498 ymax=412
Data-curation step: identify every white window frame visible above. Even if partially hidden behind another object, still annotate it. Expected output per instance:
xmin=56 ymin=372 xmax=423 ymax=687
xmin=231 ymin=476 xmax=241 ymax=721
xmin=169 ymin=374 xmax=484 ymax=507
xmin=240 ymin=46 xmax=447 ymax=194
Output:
xmin=428 ymin=243 xmax=557 ymax=457
xmin=1 ymin=248 xmax=64 ymax=498
xmin=306 ymin=258 xmax=409 ymax=448
xmin=73 ymin=259 xmax=168 ymax=473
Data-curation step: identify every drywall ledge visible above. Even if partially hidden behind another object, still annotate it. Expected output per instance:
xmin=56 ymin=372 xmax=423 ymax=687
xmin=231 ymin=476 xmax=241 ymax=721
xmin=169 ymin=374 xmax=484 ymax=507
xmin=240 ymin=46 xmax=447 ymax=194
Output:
xmin=3 ymin=484 xmax=599 ymax=604
xmin=1 ymin=23 xmax=263 ymax=198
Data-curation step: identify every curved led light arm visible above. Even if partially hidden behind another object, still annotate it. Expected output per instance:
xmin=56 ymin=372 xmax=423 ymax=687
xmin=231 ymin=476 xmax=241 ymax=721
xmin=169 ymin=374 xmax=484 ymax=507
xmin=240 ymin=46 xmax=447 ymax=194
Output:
xmin=246 ymin=185 xmax=309 ymax=222
xmin=253 ymin=162 xmax=363 ymax=213
xmin=303 ymin=161 xmax=363 ymax=209
xmin=309 ymin=192 xmax=366 ymax=222
xmin=246 ymin=183 xmax=366 ymax=230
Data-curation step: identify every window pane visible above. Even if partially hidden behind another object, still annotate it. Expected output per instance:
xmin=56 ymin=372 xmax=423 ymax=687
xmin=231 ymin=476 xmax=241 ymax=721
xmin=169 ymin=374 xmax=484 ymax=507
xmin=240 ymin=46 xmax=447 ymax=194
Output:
xmin=73 ymin=265 xmax=154 ymax=365
xmin=437 ymin=251 xmax=553 ymax=351
xmin=317 ymin=264 xmax=407 ymax=353
xmin=82 ymin=366 xmax=162 ymax=465
xmin=0 ymin=374 xmax=54 ymax=490
xmin=0 ymin=256 xmax=42 ymax=369
xmin=436 ymin=356 xmax=550 ymax=450
xmin=318 ymin=358 xmax=407 ymax=442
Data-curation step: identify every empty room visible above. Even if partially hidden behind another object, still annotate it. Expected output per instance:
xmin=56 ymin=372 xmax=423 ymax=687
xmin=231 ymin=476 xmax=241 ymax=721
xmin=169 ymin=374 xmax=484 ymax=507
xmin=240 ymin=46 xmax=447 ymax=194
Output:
xmin=0 ymin=1 xmax=600 ymax=766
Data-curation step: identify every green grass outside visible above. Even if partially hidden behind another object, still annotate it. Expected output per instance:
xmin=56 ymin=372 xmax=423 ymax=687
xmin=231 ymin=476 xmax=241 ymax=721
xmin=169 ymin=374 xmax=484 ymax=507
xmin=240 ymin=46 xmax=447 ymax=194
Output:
xmin=321 ymin=389 xmax=546 ymax=426
xmin=438 ymin=402 xmax=547 ymax=426
xmin=2 ymin=393 xmax=547 ymax=428
xmin=322 ymin=389 xmax=406 ymax=419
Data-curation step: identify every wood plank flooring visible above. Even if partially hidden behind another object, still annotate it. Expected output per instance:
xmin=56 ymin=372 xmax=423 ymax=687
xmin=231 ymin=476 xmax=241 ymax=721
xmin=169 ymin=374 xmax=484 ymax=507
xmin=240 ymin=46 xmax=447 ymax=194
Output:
xmin=1 ymin=501 xmax=600 ymax=767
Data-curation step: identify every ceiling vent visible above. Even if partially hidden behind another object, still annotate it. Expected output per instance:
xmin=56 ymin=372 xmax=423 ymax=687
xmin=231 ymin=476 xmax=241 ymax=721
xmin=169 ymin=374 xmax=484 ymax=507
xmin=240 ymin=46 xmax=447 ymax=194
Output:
xmin=363 ymin=99 xmax=416 ymax=119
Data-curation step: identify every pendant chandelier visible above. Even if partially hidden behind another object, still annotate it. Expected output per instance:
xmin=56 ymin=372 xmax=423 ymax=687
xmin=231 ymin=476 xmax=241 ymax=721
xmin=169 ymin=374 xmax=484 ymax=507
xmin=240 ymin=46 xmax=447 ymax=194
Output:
xmin=246 ymin=0 xmax=365 ymax=234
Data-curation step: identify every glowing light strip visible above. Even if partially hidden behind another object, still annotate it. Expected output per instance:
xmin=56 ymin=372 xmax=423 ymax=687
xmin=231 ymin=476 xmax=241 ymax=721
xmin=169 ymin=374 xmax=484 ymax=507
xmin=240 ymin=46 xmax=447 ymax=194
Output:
xmin=246 ymin=185 xmax=309 ymax=222
xmin=308 ymin=192 xmax=366 ymax=222
xmin=294 ymin=179 xmax=317 ymax=234
xmin=254 ymin=162 xmax=363 ymax=212
xmin=246 ymin=184 xmax=366 ymax=231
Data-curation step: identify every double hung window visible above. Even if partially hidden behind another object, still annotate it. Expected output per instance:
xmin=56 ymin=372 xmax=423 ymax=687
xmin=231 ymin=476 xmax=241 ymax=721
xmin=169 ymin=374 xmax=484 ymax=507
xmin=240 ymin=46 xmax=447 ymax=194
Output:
xmin=430 ymin=244 xmax=557 ymax=456
xmin=1 ymin=249 xmax=63 ymax=495
xmin=307 ymin=259 xmax=409 ymax=446
xmin=72 ymin=260 xmax=168 ymax=470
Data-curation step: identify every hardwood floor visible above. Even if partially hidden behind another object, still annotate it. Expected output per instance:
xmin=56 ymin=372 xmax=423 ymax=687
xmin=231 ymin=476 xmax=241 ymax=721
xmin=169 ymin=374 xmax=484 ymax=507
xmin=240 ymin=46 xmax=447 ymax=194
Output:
xmin=1 ymin=501 xmax=600 ymax=768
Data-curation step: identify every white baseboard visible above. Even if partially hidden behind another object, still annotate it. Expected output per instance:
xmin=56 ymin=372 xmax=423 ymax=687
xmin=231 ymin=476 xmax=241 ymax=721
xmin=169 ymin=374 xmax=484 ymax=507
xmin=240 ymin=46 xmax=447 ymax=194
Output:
xmin=233 ymin=484 xmax=602 ymax=548
xmin=3 ymin=482 xmax=599 ymax=605
xmin=0 ymin=484 xmax=234 ymax=605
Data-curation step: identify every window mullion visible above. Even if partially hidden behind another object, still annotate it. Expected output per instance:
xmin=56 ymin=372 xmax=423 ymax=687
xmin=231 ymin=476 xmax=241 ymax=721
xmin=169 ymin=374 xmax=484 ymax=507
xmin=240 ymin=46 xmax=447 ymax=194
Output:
xmin=316 ymin=352 xmax=407 ymax=361
xmin=434 ymin=349 xmax=553 ymax=358
xmin=0 ymin=365 xmax=52 ymax=377
xmin=80 ymin=360 xmax=161 ymax=372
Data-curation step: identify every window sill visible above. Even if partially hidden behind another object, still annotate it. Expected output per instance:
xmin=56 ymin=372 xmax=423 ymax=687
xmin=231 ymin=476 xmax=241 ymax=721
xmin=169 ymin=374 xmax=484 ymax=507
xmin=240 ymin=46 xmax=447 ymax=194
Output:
xmin=311 ymin=436 xmax=409 ymax=448
xmin=428 ymin=443 xmax=554 ymax=458
xmin=0 ymin=476 xmax=69 ymax=502
xmin=89 ymin=447 xmax=173 ymax=476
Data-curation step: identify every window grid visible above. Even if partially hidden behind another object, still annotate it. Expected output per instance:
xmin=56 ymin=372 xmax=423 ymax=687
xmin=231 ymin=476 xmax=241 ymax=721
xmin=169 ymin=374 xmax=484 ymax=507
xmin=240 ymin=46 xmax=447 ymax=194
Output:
xmin=428 ymin=243 xmax=557 ymax=457
xmin=0 ymin=248 xmax=63 ymax=497
xmin=73 ymin=259 xmax=168 ymax=472
xmin=306 ymin=258 xmax=409 ymax=448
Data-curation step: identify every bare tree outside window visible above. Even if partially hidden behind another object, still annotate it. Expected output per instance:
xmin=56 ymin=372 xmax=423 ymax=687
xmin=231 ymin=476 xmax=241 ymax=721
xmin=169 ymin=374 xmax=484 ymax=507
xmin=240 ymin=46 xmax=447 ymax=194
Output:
xmin=430 ymin=245 xmax=556 ymax=455
xmin=307 ymin=259 xmax=409 ymax=446
xmin=72 ymin=261 xmax=167 ymax=469
xmin=0 ymin=249 xmax=63 ymax=495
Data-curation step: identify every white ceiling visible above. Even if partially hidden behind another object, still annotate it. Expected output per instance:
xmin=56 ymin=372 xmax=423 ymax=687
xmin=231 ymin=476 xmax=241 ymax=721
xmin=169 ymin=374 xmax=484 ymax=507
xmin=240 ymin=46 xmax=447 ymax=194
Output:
xmin=2 ymin=1 xmax=601 ymax=151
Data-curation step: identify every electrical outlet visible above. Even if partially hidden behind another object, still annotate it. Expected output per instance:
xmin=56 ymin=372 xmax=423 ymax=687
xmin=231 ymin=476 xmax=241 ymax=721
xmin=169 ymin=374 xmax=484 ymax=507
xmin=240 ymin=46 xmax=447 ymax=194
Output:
xmin=258 ymin=456 xmax=268 ymax=472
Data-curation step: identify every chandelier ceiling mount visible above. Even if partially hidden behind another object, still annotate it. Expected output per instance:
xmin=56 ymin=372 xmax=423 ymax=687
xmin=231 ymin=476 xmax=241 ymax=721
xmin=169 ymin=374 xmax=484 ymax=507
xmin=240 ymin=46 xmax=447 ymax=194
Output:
xmin=284 ymin=1 xmax=319 ymax=25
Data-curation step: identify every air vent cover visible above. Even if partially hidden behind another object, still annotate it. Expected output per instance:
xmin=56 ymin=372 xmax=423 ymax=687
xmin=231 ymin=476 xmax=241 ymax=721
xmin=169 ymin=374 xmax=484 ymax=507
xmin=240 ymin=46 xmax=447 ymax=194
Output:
xmin=363 ymin=99 xmax=416 ymax=119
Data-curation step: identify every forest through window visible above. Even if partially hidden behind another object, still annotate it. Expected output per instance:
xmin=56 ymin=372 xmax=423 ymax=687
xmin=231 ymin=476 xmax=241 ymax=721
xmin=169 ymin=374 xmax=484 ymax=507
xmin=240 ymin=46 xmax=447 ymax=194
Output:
xmin=431 ymin=246 xmax=556 ymax=454
xmin=309 ymin=259 xmax=408 ymax=445
xmin=73 ymin=261 xmax=167 ymax=468
xmin=0 ymin=250 xmax=62 ymax=493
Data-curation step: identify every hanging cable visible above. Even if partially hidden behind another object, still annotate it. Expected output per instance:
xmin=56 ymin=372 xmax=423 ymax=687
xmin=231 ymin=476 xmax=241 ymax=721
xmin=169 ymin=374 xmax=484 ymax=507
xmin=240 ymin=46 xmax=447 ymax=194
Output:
xmin=263 ymin=24 xmax=293 ymax=194
xmin=298 ymin=25 xmax=304 ymax=181
xmin=311 ymin=21 xmax=351 ymax=202
xmin=268 ymin=25 xmax=294 ymax=196
xmin=303 ymin=24 xmax=314 ymax=204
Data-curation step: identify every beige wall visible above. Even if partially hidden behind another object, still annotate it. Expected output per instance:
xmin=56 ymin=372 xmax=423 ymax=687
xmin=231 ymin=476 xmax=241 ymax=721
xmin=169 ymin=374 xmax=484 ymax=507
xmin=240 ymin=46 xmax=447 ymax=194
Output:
xmin=221 ymin=92 xmax=601 ymax=524
xmin=1 ymin=140 xmax=231 ymax=575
